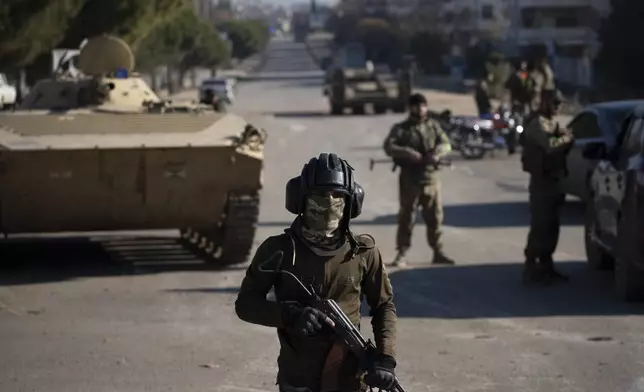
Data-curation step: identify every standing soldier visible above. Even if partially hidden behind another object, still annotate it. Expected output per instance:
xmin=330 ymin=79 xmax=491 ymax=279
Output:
xmin=504 ymin=59 xmax=530 ymax=117
xmin=474 ymin=74 xmax=493 ymax=116
xmin=383 ymin=93 xmax=455 ymax=267
xmin=521 ymin=91 xmax=573 ymax=285
xmin=527 ymin=56 xmax=557 ymax=117
xmin=235 ymin=153 xmax=398 ymax=392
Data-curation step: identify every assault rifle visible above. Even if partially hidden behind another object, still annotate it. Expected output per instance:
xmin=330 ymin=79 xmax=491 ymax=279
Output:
xmin=369 ymin=157 xmax=453 ymax=172
xmin=259 ymin=252 xmax=407 ymax=392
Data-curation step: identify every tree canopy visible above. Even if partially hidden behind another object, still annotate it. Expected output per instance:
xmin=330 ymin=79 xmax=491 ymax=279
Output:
xmin=597 ymin=0 xmax=644 ymax=89
xmin=218 ymin=19 xmax=270 ymax=59
xmin=136 ymin=8 xmax=230 ymax=72
xmin=0 ymin=0 xmax=84 ymax=69
xmin=0 ymin=0 xmax=188 ymax=72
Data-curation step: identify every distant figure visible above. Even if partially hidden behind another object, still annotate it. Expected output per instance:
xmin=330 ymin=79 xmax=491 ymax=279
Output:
xmin=475 ymin=74 xmax=493 ymax=116
xmin=504 ymin=60 xmax=530 ymax=117
xmin=527 ymin=57 xmax=557 ymax=116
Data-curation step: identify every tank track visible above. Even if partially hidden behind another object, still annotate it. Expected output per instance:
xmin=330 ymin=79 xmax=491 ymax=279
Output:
xmin=179 ymin=193 xmax=260 ymax=267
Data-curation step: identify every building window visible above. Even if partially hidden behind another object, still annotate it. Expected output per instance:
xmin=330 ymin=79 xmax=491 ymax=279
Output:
xmin=481 ymin=4 xmax=494 ymax=20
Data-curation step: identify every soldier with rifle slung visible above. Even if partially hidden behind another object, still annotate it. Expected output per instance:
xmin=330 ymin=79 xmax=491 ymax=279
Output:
xmin=383 ymin=93 xmax=455 ymax=267
xmin=235 ymin=153 xmax=400 ymax=392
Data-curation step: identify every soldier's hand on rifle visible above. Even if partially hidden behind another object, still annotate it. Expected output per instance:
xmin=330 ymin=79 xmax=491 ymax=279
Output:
xmin=364 ymin=354 xmax=396 ymax=390
xmin=284 ymin=306 xmax=335 ymax=336
xmin=423 ymin=153 xmax=439 ymax=165
xmin=407 ymin=150 xmax=423 ymax=163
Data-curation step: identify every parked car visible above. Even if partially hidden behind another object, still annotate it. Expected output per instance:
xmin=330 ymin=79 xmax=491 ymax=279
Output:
xmin=561 ymin=100 xmax=643 ymax=200
xmin=583 ymin=103 xmax=644 ymax=301
xmin=0 ymin=73 xmax=17 ymax=110
xmin=199 ymin=77 xmax=235 ymax=104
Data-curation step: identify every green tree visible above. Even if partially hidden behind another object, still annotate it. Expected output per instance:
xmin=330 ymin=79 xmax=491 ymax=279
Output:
xmin=0 ymin=0 xmax=84 ymax=70
xmin=136 ymin=8 xmax=229 ymax=76
xmin=597 ymin=0 xmax=644 ymax=89
xmin=61 ymin=0 xmax=188 ymax=50
xmin=219 ymin=19 xmax=269 ymax=59
xmin=355 ymin=18 xmax=405 ymax=64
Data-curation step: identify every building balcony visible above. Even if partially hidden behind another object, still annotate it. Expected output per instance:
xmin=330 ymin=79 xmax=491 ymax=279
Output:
xmin=517 ymin=26 xmax=597 ymax=45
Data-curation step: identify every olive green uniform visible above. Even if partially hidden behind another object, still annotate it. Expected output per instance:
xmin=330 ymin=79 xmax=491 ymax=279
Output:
xmin=383 ymin=118 xmax=452 ymax=254
xmin=521 ymin=115 xmax=573 ymax=263
xmin=235 ymin=228 xmax=396 ymax=392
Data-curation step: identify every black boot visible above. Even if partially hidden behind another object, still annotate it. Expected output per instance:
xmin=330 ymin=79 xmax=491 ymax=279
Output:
xmin=522 ymin=257 xmax=541 ymax=285
xmin=432 ymin=249 xmax=455 ymax=265
xmin=539 ymin=256 xmax=569 ymax=285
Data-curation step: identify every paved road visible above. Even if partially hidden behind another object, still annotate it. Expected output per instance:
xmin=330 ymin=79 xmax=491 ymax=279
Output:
xmin=1 ymin=36 xmax=643 ymax=392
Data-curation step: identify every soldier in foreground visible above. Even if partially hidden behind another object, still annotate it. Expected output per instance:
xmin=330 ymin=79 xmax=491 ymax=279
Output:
xmin=384 ymin=93 xmax=455 ymax=267
xmin=521 ymin=91 xmax=573 ymax=285
xmin=235 ymin=153 xmax=398 ymax=392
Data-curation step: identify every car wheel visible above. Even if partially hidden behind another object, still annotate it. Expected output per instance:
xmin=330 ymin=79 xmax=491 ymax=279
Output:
xmin=584 ymin=200 xmax=613 ymax=270
xmin=614 ymin=176 xmax=644 ymax=301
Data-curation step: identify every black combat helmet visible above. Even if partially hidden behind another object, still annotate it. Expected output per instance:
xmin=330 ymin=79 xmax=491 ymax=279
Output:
xmin=285 ymin=153 xmax=364 ymax=220
xmin=408 ymin=93 xmax=427 ymax=107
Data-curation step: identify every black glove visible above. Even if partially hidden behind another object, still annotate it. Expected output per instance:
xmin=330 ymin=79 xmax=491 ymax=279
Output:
xmin=282 ymin=305 xmax=334 ymax=336
xmin=364 ymin=355 xmax=396 ymax=390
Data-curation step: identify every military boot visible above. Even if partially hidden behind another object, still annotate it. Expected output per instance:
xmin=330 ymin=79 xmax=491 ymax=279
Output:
xmin=391 ymin=251 xmax=408 ymax=267
xmin=539 ymin=256 xmax=569 ymax=285
xmin=432 ymin=250 xmax=455 ymax=265
xmin=522 ymin=257 xmax=541 ymax=285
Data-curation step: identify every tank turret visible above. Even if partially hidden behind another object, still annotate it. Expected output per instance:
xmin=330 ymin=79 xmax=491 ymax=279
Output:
xmin=18 ymin=35 xmax=164 ymax=112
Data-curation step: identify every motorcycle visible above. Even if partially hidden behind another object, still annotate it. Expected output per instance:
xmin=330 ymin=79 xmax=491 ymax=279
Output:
xmin=445 ymin=114 xmax=505 ymax=160
xmin=492 ymin=107 xmax=524 ymax=155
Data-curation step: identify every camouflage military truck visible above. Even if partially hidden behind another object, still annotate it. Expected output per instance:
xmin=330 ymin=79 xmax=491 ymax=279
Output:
xmin=323 ymin=42 xmax=411 ymax=115
xmin=0 ymin=35 xmax=267 ymax=267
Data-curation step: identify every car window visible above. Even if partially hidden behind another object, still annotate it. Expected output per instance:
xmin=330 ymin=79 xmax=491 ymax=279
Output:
xmin=569 ymin=112 xmax=601 ymax=139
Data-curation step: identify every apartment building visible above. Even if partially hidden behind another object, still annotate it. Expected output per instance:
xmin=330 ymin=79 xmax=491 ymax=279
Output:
xmin=506 ymin=0 xmax=611 ymax=87
xmin=439 ymin=0 xmax=512 ymax=39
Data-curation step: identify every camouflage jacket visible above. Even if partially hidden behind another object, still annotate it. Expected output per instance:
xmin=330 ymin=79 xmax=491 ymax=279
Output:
xmin=521 ymin=114 xmax=573 ymax=178
xmin=235 ymin=228 xmax=397 ymax=391
xmin=383 ymin=117 xmax=452 ymax=185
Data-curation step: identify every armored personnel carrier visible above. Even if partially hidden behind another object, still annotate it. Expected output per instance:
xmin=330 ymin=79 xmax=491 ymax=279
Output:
xmin=0 ymin=35 xmax=267 ymax=267
xmin=324 ymin=42 xmax=411 ymax=115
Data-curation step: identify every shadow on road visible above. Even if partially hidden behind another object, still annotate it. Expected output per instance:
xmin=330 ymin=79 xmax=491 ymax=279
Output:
xmin=163 ymin=261 xmax=644 ymax=318
xmin=240 ymin=75 xmax=322 ymax=82
xmin=165 ymin=287 xmax=240 ymax=294
xmin=269 ymin=110 xmax=392 ymax=119
xmin=269 ymin=110 xmax=329 ymax=118
xmin=369 ymin=200 xmax=584 ymax=228
xmin=258 ymin=201 xmax=584 ymax=228
xmin=0 ymin=236 xmax=245 ymax=286
xmin=388 ymin=261 xmax=644 ymax=318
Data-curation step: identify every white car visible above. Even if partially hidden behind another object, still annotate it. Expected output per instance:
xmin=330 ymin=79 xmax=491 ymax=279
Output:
xmin=199 ymin=77 xmax=235 ymax=104
xmin=0 ymin=73 xmax=17 ymax=110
